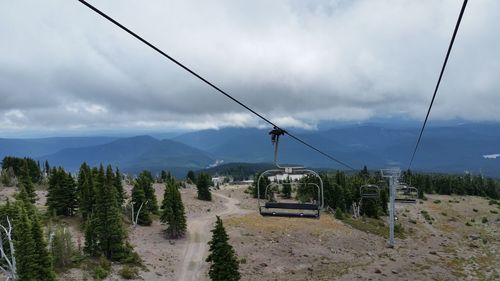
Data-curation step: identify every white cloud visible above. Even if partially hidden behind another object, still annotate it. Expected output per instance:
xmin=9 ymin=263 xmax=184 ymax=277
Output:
xmin=0 ymin=0 xmax=499 ymax=135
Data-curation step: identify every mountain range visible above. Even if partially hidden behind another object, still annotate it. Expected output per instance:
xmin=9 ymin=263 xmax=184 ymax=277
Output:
xmin=1 ymin=123 xmax=499 ymax=177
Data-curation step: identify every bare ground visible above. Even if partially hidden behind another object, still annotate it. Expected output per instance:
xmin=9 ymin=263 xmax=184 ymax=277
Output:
xmin=223 ymin=190 xmax=500 ymax=281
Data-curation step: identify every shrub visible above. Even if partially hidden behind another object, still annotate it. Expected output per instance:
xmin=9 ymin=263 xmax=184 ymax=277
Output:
xmin=473 ymin=208 xmax=478 ymax=213
xmin=481 ymin=217 xmax=488 ymax=223
xmin=239 ymin=258 xmax=247 ymax=264
xmin=334 ymin=208 xmax=344 ymax=220
xmin=421 ymin=210 xmax=433 ymax=224
xmin=119 ymin=265 xmax=139 ymax=280
xmin=93 ymin=256 xmax=111 ymax=280
xmin=433 ymin=200 xmax=441 ymax=204
xmin=120 ymin=243 xmax=142 ymax=266
xmin=409 ymin=219 xmax=417 ymax=224
xmin=394 ymin=223 xmax=404 ymax=235
xmin=441 ymin=212 xmax=447 ymax=216
xmin=490 ymin=210 xmax=498 ymax=214
xmin=465 ymin=222 xmax=472 ymax=226
xmin=50 ymin=225 xmax=76 ymax=270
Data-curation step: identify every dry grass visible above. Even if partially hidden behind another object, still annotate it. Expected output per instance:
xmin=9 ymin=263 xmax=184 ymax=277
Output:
xmin=225 ymin=212 xmax=347 ymax=236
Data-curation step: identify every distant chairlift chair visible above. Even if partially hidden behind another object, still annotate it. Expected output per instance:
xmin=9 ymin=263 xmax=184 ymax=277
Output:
xmin=395 ymin=184 xmax=418 ymax=203
xmin=257 ymin=128 xmax=324 ymax=218
xmin=359 ymin=184 xmax=381 ymax=207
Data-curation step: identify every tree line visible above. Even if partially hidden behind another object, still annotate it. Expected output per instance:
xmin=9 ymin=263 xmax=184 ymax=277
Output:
xmin=252 ymin=165 xmax=500 ymax=219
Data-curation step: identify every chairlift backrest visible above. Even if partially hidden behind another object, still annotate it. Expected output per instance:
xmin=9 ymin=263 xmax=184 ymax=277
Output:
xmin=256 ymin=129 xmax=324 ymax=218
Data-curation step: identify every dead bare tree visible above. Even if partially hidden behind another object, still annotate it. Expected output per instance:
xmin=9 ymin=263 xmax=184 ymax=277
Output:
xmin=352 ymin=202 xmax=360 ymax=219
xmin=0 ymin=216 xmax=16 ymax=281
xmin=130 ymin=200 xmax=148 ymax=227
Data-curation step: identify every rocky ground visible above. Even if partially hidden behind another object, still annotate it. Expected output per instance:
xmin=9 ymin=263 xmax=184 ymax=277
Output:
xmin=222 ymin=187 xmax=500 ymax=281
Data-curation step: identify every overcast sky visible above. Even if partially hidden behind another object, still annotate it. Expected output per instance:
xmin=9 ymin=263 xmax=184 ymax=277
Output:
xmin=0 ymin=0 xmax=499 ymax=137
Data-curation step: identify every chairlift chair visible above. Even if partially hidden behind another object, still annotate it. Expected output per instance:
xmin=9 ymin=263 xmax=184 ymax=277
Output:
xmin=360 ymin=184 xmax=381 ymax=200
xmin=358 ymin=184 xmax=381 ymax=211
xmin=395 ymin=184 xmax=418 ymax=203
xmin=257 ymin=128 xmax=324 ymax=218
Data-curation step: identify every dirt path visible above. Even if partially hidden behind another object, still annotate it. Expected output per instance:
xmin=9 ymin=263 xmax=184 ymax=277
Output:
xmin=177 ymin=192 xmax=251 ymax=281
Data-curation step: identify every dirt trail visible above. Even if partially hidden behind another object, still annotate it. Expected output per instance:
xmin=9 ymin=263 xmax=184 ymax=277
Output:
xmin=177 ymin=192 xmax=251 ymax=281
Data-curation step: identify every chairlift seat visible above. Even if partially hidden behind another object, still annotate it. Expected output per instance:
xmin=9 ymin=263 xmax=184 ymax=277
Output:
xmin=264 ymin=202 xmax=319 ymax=210
xmin=361 ymin=193 xmax=379 ymax=199
xmin=395 ymin=198 xmax=417 ymax=203
xmin=260 ymin=211 xmax=319 ymax=218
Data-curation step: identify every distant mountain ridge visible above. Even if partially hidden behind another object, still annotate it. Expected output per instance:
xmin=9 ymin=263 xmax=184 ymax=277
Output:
xmin=1 ymin=123 xmax=499 ymax=177
xmin=38 ymin=136 xmax=214 ymax=175
xmin=174 ymin=124 xmax=500 ymax=176
xmin=0 ymin=136 xmax=117 ymax=159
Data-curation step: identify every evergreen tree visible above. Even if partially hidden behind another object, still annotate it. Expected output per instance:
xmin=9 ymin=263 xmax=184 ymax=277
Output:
xmin=359 ymin=165 xmax=370 ymax=181
xmin=1 ymin=156 xmax=42 ymax=183
xmin=252 ymin=172 xmax=270 ymax=199
xmin=136 ymin=171 xmax=159 ymax=214
xmin=94 ymin=166 xmax=127 ymax=260
xmin=282 ymin=178 xmax=292 ymax=199
xmin=44 ymin=160 xmax=50 ymax=177
xmin=160 ymin=170 xmax=168 ymax=183
xmin=196 ymin=173 xmax=212 ymax=201
xmin=330 ymin=182 xmax=346 ymax=211
xmin=360 ymin=197 xmax=379 ymax=218
xmin=19 ymin=160 xmax=36 ymax=203
xmin=131 ymin=183 xmax=152 ymax=226
xmin=186 ymin=170 xmax=196 ymax=183
xmin=77 ymin=162 xmax=95 ymax=221
xmin=160 ymin=177 xmax=186 ymax=238
xmin=31 ymin=214 xmax=57 ymax=281
xmin=63 ymin=172 xmax=78 ymax=216
xmin=206 ymin=216 xmax=240 ymax=281
xmin=1 ymin=167 xmax=15 ymax=187
xmin=114 ymin=168 xmax=125 ymax=206
xmin=13 ymin=205 xmax=37 ymax=281
xmin=47 ymin=168 xmax=77 ymax=216
xmin=83 ymin=214 xmax=98 ymax=256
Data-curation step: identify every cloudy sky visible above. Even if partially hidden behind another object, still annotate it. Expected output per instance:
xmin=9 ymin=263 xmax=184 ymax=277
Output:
xmin=0 ymin=0 xmax=499 ymax=137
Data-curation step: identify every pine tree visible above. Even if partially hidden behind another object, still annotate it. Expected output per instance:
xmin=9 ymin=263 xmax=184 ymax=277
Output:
xmin=13 ymin=204 xmax=37 ymax=281
xmin=282 ymin=179 xmax=292 ymax=199
xmin=160 ymin=170 xmax=168 ymax=183
xmin=83 ymin=214 xmax=98 ymax=256
xmin=186 ymin=170 xmax=196 ymax=183
xmin=114 ymin=168 xmax=125 ymax=206
xmin=359 ymin=165 xmax=370 ymax=180
xmin=136 ymin=171 xmax=159 ymax=214
xmin=160 ymin=177 xmax=186 ymax=238
xmin=196 ymin=173 xmax=212 ymax=201
xmin=252 ymin=172 xmax=270 ymax=199
xmin=206 ymin=216 xmax=240 ymax=281
xmin=63 ymin=172 xmax=78 ymax=216
xmin=31 ymin=214 xmax=57 ymax=281
xmin=47 ymin=168 xmax=77 ymax=216
xmin=44 ymin=160 xmax=50 ymax=177
xmin=131 ymin=183 xmax=152 ymax=226
xmin=77 ymin=162 xmax=95 ymax=221
xmin=19 ymin=160 xmax=36 ymax=204
xmin=94 ymin=165 xmax=127 ymax=260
